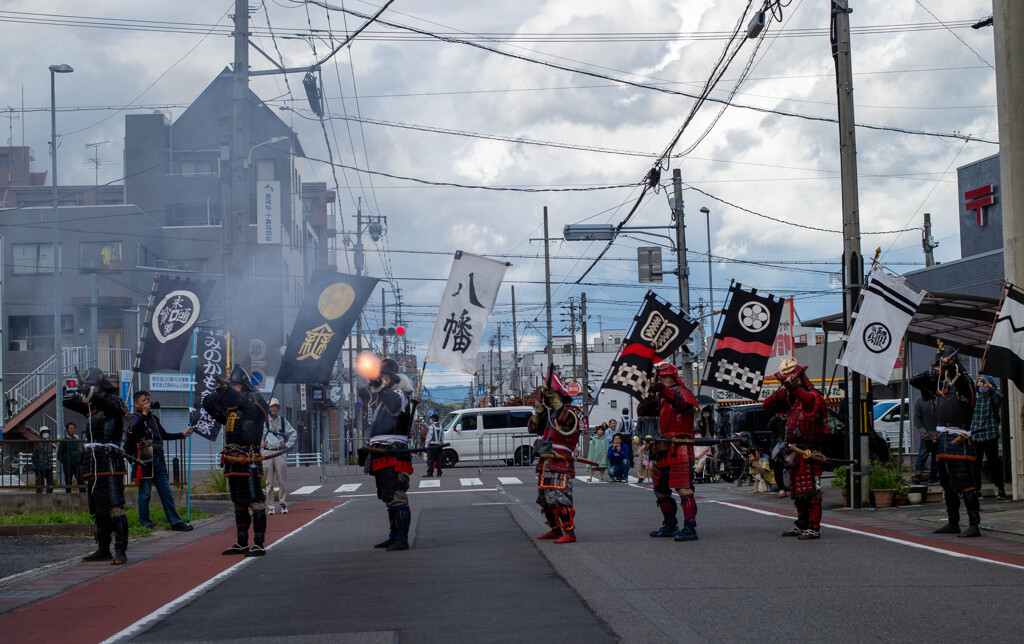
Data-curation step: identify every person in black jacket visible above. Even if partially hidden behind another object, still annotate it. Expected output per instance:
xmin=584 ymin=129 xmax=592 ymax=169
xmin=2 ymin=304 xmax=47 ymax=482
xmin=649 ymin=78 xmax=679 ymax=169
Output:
xmin=202 ymin=365 xmax=272 ymax=557
xmin=125 ymin=390 xmax=193 ymax=531
xmin=62 ymin=368 xmax=131 ymax=564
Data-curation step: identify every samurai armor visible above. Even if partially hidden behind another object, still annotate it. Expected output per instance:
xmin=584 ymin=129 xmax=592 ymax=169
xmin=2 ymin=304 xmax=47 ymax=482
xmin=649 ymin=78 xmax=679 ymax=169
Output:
xmin=936 ymin=433 xmax=975 ymax=461
xmin=652 ymin=462 xmax=692 ymax=491
xmin=537 ymin=481 xmax=573 ymax=509
xmin=225 ymin=459 xmax=265 ymax=504
xmin=538 ymin=459 xmax=571 ymax=490
xmin=787 ymin=452 xmax=822 ymax=499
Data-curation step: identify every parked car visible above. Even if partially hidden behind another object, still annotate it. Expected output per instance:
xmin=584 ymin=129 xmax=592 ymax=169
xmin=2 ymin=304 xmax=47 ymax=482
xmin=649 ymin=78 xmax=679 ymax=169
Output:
xmin=438 ymin=406 xmax=536 ymax=468
xmin=873 ymin=399 xmax=913 ymax=454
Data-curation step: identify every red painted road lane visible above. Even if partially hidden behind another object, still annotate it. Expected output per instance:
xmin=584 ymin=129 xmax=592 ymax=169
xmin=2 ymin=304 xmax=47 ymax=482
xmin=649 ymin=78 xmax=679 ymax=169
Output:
xmin=722 ymin=499 xmax=1024 ymax=568
xmin=0 ymin=500 xmax=340 ymax=644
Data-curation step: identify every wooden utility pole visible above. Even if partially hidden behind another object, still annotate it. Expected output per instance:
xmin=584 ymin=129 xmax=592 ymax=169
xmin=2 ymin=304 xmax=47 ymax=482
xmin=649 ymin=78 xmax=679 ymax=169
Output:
xmin=544 ymin=207 xmax=554 ymax=371
xmin=833 ymin=0 xmax=866 ymax=508
xmin=226 ymin=0 xmax=251 ymax=371
xmin=671 ymin=169 xmax=692 ymax=385
xmin=511 ymin=285 xmax=522 ymax=399
xmin=994 ymin=1 xmax=1024 ymax=500
xmin=497 ymin=323 xmax=504 ymax=403
xmin=922 ymin=213 xmax=936 ymax=267
xmin=581 ymin=292 xmax=591 ymax=412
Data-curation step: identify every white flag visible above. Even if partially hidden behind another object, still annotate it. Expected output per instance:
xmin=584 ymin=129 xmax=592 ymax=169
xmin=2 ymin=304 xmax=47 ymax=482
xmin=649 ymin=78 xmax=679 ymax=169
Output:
xmin=426 ymin=252 xmax=509 ymax=375
xmin=838 ymin=268 xmax=924 ymax=383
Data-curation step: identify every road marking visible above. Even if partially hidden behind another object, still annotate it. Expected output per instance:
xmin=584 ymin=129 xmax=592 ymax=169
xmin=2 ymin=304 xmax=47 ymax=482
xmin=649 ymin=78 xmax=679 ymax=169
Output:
xmin=290 ymin=486 xmax=323 ymax=495
xmin=497 ymin=477 xmax=523 ymax=485
xmin=460 ymin=478 xmax=483 ymax=486
xmin=100 ymin=504 xmax=343 ymax=644
xmin=333 ymin=483 xmax=361 ymax=493
xmin=419 ymin=479 xmax=441 ymax=488
xmin=337 ymin=488 xmax=498 ymax=498
xmin=712 ymin=500 xmax=1024 ymax=572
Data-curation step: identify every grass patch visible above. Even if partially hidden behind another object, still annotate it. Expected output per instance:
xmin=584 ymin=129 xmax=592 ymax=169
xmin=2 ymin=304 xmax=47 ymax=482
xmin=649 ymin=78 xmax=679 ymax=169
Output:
xmin=1 ymin=507 xmax=214 ymax=537
xmin=190 ymin=469 xmax=228 ymax=494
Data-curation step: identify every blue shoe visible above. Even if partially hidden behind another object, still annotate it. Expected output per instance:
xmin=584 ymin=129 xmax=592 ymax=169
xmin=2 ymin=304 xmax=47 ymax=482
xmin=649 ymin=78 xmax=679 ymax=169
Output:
xmin=650 ymin=525 xmax=680 ymax=538
xmin=674 ymin=527 xmax=698 ymax=542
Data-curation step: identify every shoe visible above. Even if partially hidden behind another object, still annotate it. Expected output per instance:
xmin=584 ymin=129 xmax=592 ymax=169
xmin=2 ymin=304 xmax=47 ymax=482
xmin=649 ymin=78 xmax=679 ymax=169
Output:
xmin=280 ymin=504 xmax=288 ymax=515
xmin=537 ymin=529 xmax=562 ymax=540
xmin=386 ymin=539 xmax=410 ymax=551
xmin=996 ymin=491 xmax=1009 ymax=501
xmin=374 ymin=538 xmax=396 ymax=549
xmin=111 ymin=549 xmax=128 ymax=565
xmin=140 ymin=522 xmax=154 ymax=529
xmin=170 ymin=522 xmax=193 ymax=532
xmin=674 ymin=528 xmax=698 ymax=542
xmin=778 ymin=491 xmax=787 ymax=498
xmin=222 ymin=543 xmax=249 ymax=555
xmin=81 ymin=548 xmax=113 ymax=562
xmin=650 ymin=525 xmax=680 ymax=538
xmin=268 ymin=506 xmax=275 ymax=515
xmin=245 ymin=544 xmax=267 ymax=557
xmin=958 ymin=525 xmax=981 ymax=538
xmin=932 ymin=523 xmax=961 ymax=534
xmin=798 ymin=529 xmax=820 ymax=540
xmin=425 ymin=472 xmax=433 ymax=477
xmin=782 ymin=527 xmax=804 ymax=537
xmin=553 ymin=532 xmax=576 ymax=544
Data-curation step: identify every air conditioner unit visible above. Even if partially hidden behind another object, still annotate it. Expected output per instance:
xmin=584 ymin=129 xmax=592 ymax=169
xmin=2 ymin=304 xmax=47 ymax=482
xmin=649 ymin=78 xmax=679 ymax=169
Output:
xmin=10 ymin=340 xmax=28 ymax=351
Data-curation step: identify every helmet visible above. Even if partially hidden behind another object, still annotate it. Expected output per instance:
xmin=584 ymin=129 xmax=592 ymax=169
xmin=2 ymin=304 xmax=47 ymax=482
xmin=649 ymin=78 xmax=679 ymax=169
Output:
xmin=380 ymin=358 xmax=401 ymax=378
xmin=81 ymin=367 xmax=106 ymax=389
xmin=654 ymin=362 xmax=682 ymax=386
xmin=228 ymin=365 xmax=252 ymax=389
xmin=778 ymin=356 xmax=800 ymax=375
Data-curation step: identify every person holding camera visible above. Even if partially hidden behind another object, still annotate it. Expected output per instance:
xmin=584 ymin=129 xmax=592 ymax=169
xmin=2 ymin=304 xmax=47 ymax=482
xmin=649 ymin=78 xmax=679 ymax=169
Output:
xmin=763 ymin=357 xmax=827 ymax=540
xmin=125 ymin=390 xmax=194 ymax=532
xmin=746 ymin=445 xmax=775 ymax=494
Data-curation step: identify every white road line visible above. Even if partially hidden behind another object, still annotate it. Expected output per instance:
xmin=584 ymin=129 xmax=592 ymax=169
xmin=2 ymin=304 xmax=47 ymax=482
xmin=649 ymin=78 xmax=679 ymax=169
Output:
xmin=337 ymin=488 xmax=498 ymax=498
xmin=333 ymin=483 xmax=361 ymax=493
xmin=290 ymin=485 xmax=323 ymax=495
xmin=419 ymin=479 xmax=441 ymax=488
xmin=460 ymin=478 xmax=483 ymax=487
xmin=711 ymin=500 xmax=1024 ymax=572
xmin=497 ymin=477 xmax=523 ymax=485
xmin=101 ymin=503 xmax=344 ymax=644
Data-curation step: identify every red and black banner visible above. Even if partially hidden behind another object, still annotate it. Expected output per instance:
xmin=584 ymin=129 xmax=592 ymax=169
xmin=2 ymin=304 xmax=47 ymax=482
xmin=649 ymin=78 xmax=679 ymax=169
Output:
xmin=134 ymin=275 xmax=215 ymax=374
xmin=602 ymin=292 xmax=695 ymax=402
xmin=705 ymin=283 xmax=784 ymax=400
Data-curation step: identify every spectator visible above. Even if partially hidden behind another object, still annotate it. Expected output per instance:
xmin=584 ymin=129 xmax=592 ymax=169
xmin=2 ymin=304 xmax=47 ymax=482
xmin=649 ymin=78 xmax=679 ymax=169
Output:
xmin=697 ymin=405 xmax=716 ymax=437
xmin=619 ymin=408 xmax=634 ymax=438
xmin=586 ymin=426 xmax=610 ymax=482
xmin=425 ymin=413 xmax=444 ymax=477
xmin=32 ymin=427 xmax=55 ymax=494
xmin=608 ymin=433 xmax=631 ymax=482
xmin=57 ymin=422 xmax=85 ymax=493
xmin=638 ymin=435 xmax=654 ymax=484
xmin=693 ymin=430 xmax=710 ymax=479
xmin=747 ymin=445 xmax=775 ymax=494
xmin=263 ymin=398 xmax=298 ymax=513
xmin=607 ymin=419 xmax=618 ymax=436
xmin=912 ymin=397 xmax=939 ymax=485
xmin=125 ymin=391 xmax=194 ymax=531
xmin=971 ymin=376 xmax=1007 ymax=500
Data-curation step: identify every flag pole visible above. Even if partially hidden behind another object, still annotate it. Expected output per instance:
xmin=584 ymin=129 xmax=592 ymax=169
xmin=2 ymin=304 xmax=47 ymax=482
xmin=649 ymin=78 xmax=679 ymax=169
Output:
xmin=695 ymin=279 xmax=733 ymax=401
xmin=979 ymin=281 xmax=1011 ymax=373
xmin=186 ymin=327 xmax=197 ymax=522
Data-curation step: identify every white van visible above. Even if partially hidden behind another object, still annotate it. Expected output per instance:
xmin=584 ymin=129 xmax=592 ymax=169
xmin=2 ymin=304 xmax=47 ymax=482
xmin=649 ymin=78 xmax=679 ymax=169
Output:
xmin=439 ymin=406 xmax=536 ymax=468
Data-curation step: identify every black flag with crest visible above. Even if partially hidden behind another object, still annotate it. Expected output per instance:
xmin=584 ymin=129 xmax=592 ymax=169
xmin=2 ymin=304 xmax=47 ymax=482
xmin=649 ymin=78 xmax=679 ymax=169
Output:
xmin=602 ymin=292 xmax=696 ymax=402
xmin=135 ymin=275 xmax=215 ymax=374
xmin=705 ymin=283 xmax=784 ymax=399
xmin=278 ymin=271 xmax=379 ymax=384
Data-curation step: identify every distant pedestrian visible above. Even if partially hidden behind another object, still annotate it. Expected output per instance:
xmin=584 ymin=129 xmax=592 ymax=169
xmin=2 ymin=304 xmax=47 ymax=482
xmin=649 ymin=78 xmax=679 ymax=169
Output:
xmin=638 ymin=435 xmax=653 ymax=484
xmin=586 ymin=426 xmax=610 ymax=482
xmin=608 ymin=434 xmax=630 ymax=482
xmin=32 ymin=427 xmax=55 ymax=494
xmin=619 ymin=408 xmax=634 ymax=437
xmin=912 ymin=395 xmax=939 ymax=485
xmin=970 ymin=376 xmax=1006 ymax=499
xmin=425 ymin=413 xmax=444 ymax=477
xmin=692 ymin=430 xmax=710 ymax=480
xmin=57 ymin=422 xmax=85 ymax=493
xmin=263 ymin=397 xmax=298 ymax=514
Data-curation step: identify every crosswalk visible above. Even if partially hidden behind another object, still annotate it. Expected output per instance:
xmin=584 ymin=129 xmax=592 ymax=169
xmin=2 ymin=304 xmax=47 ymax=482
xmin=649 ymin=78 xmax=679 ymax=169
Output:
xmin=280 ymin=473 xmax=642 ymax=497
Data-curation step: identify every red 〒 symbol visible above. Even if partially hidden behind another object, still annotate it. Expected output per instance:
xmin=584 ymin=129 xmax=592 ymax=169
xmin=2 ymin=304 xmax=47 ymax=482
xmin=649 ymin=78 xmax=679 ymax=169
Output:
xmin=965 ymin=185 xmax=995 ymax=226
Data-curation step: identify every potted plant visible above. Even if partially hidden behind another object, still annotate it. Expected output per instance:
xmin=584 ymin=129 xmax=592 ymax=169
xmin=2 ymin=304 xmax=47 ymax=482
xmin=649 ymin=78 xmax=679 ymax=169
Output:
xmin=831 ymin=466 xmax=849 ymax=504
xmin=868 ymin=460 xmax=906 ymax=508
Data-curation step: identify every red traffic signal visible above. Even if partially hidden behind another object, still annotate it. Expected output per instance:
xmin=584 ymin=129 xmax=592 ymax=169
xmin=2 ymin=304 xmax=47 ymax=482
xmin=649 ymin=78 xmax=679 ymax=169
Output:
xmin=395 ymin=326 xmax=405 ymax=336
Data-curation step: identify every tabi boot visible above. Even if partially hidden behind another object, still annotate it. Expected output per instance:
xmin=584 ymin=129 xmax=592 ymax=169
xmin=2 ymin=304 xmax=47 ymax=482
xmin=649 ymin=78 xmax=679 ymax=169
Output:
xmin=782 ymin=526 xmax=804 ymax=537
xmin=553 ymin=508 xmax=576 ymax=543
xmin=958 ymin=525 xmax=981 ymax=538
xmin=959 ymin=491 xmax=982 ymax=539
xmin=110 ymin=513 xmax=129 ymax=565
xmin=375 ymin=508 xmax=398 ymax=549
xmin=386 ymin=504 xmax=411 ymax=551
xmin=651 ymin=497 xmax=679 ymax=537
xmin=82 ymin=514 xmax=113 ymax=562
xmin=798 ymin=529 xmax=821 ymax=540
xmin=934 ymin=491 xmax=961 ymax=534
xmin=537 ymin=509 xmax=563 ymax=540
xmin=674 ymin=527 xmax=698 ymax=542
xmin=246 ymin=509 xmax=267 ymax=557
xmin=223 ymin=508 xmax=251 ymax=555
xmin=650 ymin=524 xmax=680 ymax=538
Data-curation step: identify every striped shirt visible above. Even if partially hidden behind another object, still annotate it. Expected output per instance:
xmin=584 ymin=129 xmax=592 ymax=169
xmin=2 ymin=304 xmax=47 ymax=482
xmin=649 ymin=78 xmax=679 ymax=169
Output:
xmin=970 ymin=385 xmax=1003 ymax=443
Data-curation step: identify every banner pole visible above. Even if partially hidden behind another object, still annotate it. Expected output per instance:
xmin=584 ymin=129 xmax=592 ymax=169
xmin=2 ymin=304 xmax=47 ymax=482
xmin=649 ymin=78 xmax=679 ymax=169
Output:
xmin=980 ymin=281 xmax=1010 ymax=373
xmin=186 ymin=327 xmax=197 ymax=522
xmin=695 ymin=279 xmax=732 ymax=401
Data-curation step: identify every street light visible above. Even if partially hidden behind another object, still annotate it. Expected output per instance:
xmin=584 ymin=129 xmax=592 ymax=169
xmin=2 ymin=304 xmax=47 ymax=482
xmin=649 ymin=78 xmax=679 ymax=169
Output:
xmin=49 ymin=63 xmax=73 ymax=436
xmin=699 ymin=206 xmax=714 ymax=334
xmin=247 ymin=135 xmax=289 ymax=167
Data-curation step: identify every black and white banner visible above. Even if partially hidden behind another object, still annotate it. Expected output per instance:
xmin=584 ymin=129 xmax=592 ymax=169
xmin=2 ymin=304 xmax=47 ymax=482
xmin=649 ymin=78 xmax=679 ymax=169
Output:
xmin=425 ymin=251 xmax=509 ymax=375
xmin=135 ymin=275 xmax=215 ymax=374
xmin=838 ymin=268 xmax=924 ymax=383
xmin=191 ymin=327 xmax=225 ymax=442
xmin=705 ymin=283 xmax=785 ymax=399
xmin=982 ymin=284 xmax=1024 ymax=392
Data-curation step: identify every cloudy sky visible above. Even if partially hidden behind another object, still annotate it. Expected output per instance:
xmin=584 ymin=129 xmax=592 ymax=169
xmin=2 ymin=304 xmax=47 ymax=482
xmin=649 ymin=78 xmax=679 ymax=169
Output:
xmin=0 ymin=1 xmax=1001 ymax=387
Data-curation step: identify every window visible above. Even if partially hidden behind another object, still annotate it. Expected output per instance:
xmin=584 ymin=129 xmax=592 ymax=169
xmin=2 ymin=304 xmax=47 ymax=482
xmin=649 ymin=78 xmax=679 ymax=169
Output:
xmin=165 ymin=202 xmax=221 ymax=226
xmin=481 ymin=412 xmax=509 ymax=430
xmin=256 ymin=159 xmax=275 ymax=182
xmin=80 ymin=241 xmax=123 ymax=271
xmin=165 ymin=258 xmax=208 ymax=272
xmin=609 ymin=400 xmax=617 ymax=410
xmin=180 ymin=159 xmax=216 ymax=176
xmin=509 ymin=411 xmax=532 ymax=428
xmin=458 ymin=414 xmax=477 ymax=431
xmin=12 ymin=243 xmax=60 ymax=275
xmin=8 ymin=314 xmax=73 ymax=351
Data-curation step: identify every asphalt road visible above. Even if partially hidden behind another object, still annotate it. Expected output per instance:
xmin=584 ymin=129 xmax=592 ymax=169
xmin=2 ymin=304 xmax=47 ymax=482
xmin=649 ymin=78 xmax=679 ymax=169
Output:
xmin=96 ymin=466 xmax=1024 ymax=642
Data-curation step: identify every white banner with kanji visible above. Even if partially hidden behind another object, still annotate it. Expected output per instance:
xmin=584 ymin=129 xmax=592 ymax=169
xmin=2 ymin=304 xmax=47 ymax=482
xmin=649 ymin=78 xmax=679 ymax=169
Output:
xmin=425 ymin=252 xmax=509 ymax=375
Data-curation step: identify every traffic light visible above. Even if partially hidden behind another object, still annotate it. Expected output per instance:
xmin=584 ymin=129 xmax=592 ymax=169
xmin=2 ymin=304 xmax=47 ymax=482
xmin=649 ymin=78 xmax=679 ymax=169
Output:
xmin=378 ymin=327 xmax=405 ymax=337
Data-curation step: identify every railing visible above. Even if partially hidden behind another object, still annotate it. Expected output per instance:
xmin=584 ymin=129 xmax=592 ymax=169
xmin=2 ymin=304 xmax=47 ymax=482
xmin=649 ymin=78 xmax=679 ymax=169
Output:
xmin=475 ymin=431 xmax=535 ymax=476
xmin=5 ymin=347 xmax=94 ymax=420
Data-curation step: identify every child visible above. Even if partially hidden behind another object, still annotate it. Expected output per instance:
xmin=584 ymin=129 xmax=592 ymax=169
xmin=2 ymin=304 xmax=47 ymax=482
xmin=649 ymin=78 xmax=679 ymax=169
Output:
xmin=638 ymin=435 xmax=653 ymax=484
xmin=747 ymin=446 xmax=775 ymax=494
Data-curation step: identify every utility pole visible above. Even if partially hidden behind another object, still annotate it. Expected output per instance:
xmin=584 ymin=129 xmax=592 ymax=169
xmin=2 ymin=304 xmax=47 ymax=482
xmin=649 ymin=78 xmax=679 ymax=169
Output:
xmin=497 ymin=323 xmax=504 ymax=403
xmin=381 ymin=288 xmax=387 ymax=357
xmin=353 ymin=197 xmax=364 ymax=438
xmin=511 ymin=285 xmax=521 ymax=400
xmin=833 ymin=0 xmax=866 ymax=508
xmin=580 ymin=292 xmax=590 ymax=413
xmin=225 ymin=0 xmax=251 ymax=372
xmin=544 ymin=207 xmax=554 ymax=372
xmin=671 ymin=169 xmax=693 ymax=385
xmin=488 ymin=336 xmax=495 ymax=406
xmin=922 ymin=212 xmax=937 ymax=267
xmin=994 ymin=1 xmax=1024 ymax=500
xmin=568 ymin=299 xmax=578 ymax=379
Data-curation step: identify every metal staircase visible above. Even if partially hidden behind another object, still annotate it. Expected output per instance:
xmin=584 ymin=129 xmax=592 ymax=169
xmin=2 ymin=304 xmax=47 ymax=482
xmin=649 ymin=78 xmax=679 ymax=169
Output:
xmin=3 ymin=347 xmax=94 ymax=433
